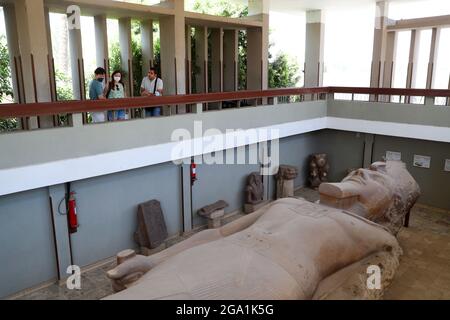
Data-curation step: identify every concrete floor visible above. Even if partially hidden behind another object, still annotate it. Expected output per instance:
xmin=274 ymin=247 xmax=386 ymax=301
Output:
xmin=11 ymin=188 xmax=450 ymax=300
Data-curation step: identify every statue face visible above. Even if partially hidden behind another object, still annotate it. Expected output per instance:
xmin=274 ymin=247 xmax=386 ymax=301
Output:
xmin=321 ymin=168 xmax=394 ymax=219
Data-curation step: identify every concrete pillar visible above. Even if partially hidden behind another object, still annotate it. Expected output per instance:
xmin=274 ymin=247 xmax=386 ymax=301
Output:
xmin=247 ymin=0 xmax=269 ymax=91
xmin=12 ymin=0 xmax=54 ymax=128
xmin=363 ymin=134 xmax=375 ymax=168
xmin=223 ymin=29 xmax=238 ymax=92
xmin=370 ymin=1 xmax=390 ymax=88
xmin=305 ymin=10 xmax=325 ymax=87
xmin=424 ymin=28 xmax=441 ymax=105
xmin=382 ymin=31 xmax=396 ymax=88
xmin=68 ymin=14 xmax=85 ymax=101
xmin=181 ymin=163 xmax=193 ymax=233
xmin=119 ymin=17 xmax=133 ymax=96
xmin=159 ymin=0 xmax=186 ymax=97
xmin=209 ymin=28 xmax=224 ymax=110
xmin=406 ymin=29 xmax=420 ymax=89
xmin=194 ymin=26 xmax=208 ymax=94
xmin=48 ymin=185 xmax=73 ymax=282
xmin=427 ymin=27 xmax=440 ymax=89
xmin=141 ymin=19 xmax=154 ymax=75
xmin=45 ymin=7 xmax=56 ymax=103
xmin=3 ymin=4 xmax=24 ymax=104
xmin=94 ymin=15 xmax=109 ymax=73
xmin=186 ymin=25 xmax=192 ymax=94
xmin=210 ymin=28 xmax=223 ymax=93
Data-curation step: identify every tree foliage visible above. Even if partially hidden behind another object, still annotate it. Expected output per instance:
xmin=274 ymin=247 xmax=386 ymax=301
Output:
xmin=268 ymin=53 xmax=300 ymax=89
xmin=0 ymin=35 xmax=13 ymax=102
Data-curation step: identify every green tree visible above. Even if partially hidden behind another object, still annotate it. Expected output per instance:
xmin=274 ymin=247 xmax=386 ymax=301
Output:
xmin=55 ymin=69 xmax=74 ymax=101
xmin=0 ymin=35 xmax=13 ymax=102
xmin=268 ymin=53 xmax=300 ymax=89
xmin=0 ymin=35 xmax=17 ymax=131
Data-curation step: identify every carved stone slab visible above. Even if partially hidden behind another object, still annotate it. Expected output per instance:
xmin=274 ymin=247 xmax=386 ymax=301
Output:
xmin=134 ymin=200 xmax=168 ymax=249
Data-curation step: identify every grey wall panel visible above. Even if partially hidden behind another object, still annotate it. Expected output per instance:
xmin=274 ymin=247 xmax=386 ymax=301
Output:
xmin=317 ymin=130 xmax=365 ymax=182
xmin=0 ymin=188 xmax=57 ymax=298
xmin=69 ymin=162 xmax=182 ymax=268
xmin=328 ymin=100 xmax=450 ymax=128
xmin=372 ymin=135 xmax=450 ymax=210
xmin=191 ymin=147 xmax=260 ymax=227
xmin=277 ymin=132 xmax=323 ymax=190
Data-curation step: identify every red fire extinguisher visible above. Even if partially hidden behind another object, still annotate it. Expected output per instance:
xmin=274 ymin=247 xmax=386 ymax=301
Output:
xmin=68 ymin=192 xmax=79 ymax=234
xmin=190 ymin=162 xmax=197 ymax=186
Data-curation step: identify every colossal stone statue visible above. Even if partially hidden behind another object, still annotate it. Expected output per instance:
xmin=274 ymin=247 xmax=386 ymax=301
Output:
xmin=104 ymin=161 xmax=419 ymax=300
xmin=319 ymin=161 xmax=421 ymax=234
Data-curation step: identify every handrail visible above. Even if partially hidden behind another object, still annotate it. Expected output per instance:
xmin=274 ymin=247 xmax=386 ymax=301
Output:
xmin=0 ymin=86 xmax=449 ymax=119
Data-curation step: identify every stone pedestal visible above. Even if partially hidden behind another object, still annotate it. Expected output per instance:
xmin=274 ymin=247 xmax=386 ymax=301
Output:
xmin=140 ymin=243 xmax=166 ymax=256
xmin=276 ymin=165 xmax=298 ymax=199
xmin=277 ymin=179 xmax=295 ymax=199
xmin=198 ymin=200 xmax=228 ymax=229
xmin=206 ymin=209 xmax=225 ymax=229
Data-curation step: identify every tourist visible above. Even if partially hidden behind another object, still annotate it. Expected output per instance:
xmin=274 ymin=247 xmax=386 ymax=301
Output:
xmin=88 ymin=67 xmax=107 ymax=123
xmin=140 ymin=67 xmax=164 ymax=117
xmin=105 ymin=71 xmax=127 ymax=121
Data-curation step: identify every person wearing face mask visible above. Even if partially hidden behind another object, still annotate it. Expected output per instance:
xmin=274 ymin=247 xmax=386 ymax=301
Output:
xmin=105 ymin=71 xmax=127 ymax=121
xmin=88 ymin=67 xmax=107 ymax=123
xmin=140 ymin=67 xmax=164 ymax=117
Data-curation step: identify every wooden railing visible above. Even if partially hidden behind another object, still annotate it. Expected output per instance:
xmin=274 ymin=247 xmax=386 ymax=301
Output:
xmin=0 ymin=86 xmax=449 ymax=120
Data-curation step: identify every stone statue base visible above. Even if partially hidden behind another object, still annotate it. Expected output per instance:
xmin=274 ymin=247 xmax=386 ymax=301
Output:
xmin=244 ymin=201 xmax=269 ymax=214
xmin=277 ymin=179 xmax=295 ymax=199
xmin=206 ymin=209 xmax=225 ymax=229
xmin=141 ymin=243 xmax=166 ymax=257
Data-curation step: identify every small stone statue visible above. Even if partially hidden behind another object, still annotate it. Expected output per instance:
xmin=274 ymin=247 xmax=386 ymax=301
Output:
xmin=198 ymin=200 xmax=229 ymax=229
xmin=276 ymin=165 xmax=298 ymax=199
xmin=244 ymin=172 xmax=266 ymax=214
xmin=309 ymin=154 xmax=330 ymax=189
xmin=245 ymin=172 xmax=264 ymax=205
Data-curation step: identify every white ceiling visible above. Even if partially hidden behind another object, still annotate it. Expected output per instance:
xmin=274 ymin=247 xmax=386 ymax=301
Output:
xmin=268 ymin=0 xmax=419 ymax=13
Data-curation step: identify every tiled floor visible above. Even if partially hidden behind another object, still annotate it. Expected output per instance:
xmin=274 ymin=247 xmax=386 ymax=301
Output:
xmin=11 ymin=189 xmax=450 ymax=300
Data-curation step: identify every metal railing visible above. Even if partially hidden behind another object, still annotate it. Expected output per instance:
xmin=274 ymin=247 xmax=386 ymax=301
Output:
xmin=0 ymin=87 xmax=449 ymax=132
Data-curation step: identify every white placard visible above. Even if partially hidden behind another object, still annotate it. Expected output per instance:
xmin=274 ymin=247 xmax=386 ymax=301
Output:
xmin=413 ymin=155 xmax=431 ymax=169
xmin=386 ymin=151 xmax=401 ymax=161
xmin=445 ymin=159 xmax=450 ymax=172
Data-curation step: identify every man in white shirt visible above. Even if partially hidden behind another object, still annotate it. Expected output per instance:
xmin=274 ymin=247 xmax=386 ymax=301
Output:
xmin=141 ymin=67 xmax=164 ymax=117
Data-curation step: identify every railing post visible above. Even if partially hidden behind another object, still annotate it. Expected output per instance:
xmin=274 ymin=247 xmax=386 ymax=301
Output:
xmin=425 ymin=96 xmax=435 ymax=106
xmin=193 ymin=103 xmax=203 ymax=114
xmin=71 ymin=113 xmax=84 ymax=128
xmin=327 ymin=92 xmax=334 ymax=102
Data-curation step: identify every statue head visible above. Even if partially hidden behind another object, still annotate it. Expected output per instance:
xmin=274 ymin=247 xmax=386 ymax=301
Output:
xmin=312 ymin=154 xmax=328 ymax=168
xmin=247 ymin=172 xmax=262 ymax=186
xmin=319 ymin=161 xmax=420 ymax=233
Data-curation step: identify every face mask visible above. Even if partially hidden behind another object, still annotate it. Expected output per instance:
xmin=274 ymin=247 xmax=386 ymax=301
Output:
xmin=97 ymin=78 xmax=104 ymax=83
xmin=114 ymin=77 xmax=121 ymax=82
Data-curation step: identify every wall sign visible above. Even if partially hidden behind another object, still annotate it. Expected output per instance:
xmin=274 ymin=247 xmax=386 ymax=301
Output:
xmin=413 ymin=155 xmax=431 ymax=169
xmin=445 ymin=159 xmax=450 ymax=172
xmin=386 ymin=151 xmax=401 ymax=161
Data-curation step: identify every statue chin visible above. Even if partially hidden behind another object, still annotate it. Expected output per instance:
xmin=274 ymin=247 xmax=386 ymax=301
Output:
xmin=104 ymin=161 xmax=420 ymax=300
